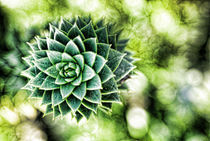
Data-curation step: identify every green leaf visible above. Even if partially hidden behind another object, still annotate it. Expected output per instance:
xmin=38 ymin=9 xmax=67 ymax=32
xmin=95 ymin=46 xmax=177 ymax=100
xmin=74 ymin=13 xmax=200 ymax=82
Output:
xmin=82 ymin=51 xmax=96 ymax=67
xmin=54 ymin=28 xmax=70 ymax=45
xmin=67 ymin=62 xmax=77 ymax=69
xmin=31 ymin=72 xmax=47 ymax=87
xmin=69 ymin=17 xmax=76 ymax=25
xmin=62 ymin=52 xmax=75 ymax=62
xmin=71 ymin=73 xmax=82 ymax=86
xmin=82 ymin=16 xmax=91 ymax=24
xmin=65 ymin=40 xmax=80 ymax=56
xmin=56 ymin=62 xmax=67 ymax=71
xmin=83 ymin=38 xmax=97 ymax=53
xmin=74 ymin=54 xmax=84 ymax=70
xmin=78 ymin=105 xmax=92 ymax=119
xmin=96 ymin=19 xmax=104 ymax=28
xmin=108 ymin=35 xmax=117 ymax=49
xmin=30 ymin=88 xmax=44 ymax=98
xmin=59 ymin=101 xmax=71 ymax=116
xmin=116 ymin=43 xmax=126 ymax=52
xmin=95 ymin=27 xmax=108 ymax=43
xmin=114 ymin=59 xmax=135 ymax=81
xmin=42 ymin=91 xmax=52 ymax=105
xmin=87 ymin=75 xmax=102 ymax=90
xmin=107 ymin=23 xmax=114 ymax=34
xmin=36 ymin=37 xmax=47 ymax=50
xmin=31 ymin=50 xmax=47 ymax=60
xmin=41 ymin=76 xmax=59 ymax=90
xmin=22 ymin=82 xmax=34 ymax=91
xmin=53 ymin=106 xmax=61 ymax=119
xmin=47 ymin=38 xmax=65 ymax=52
xmin=62 ymin=69 xmax=76 ymax=77
xmin=34 ymin=57 xmax=52 ymax=71
xmin=106 ymin=48 xmax=125 ymax=71
xmin=93 ymin=55 xmax=106 ymax=73
xmin=44 ymin=65 xmax=59 ymax=78
xmin=102 ymin=93 xmax=120 ymax=103
xmin=49 ymin=24 xmax=55 ymax=39
xmin=82 ymin=99 xmax=98 ymax=113
xmin=116 ymin=39 xmax=129 ymax=52
xmin=82 ymin=64 xmax=96 ymax=81
xmin=27 ymin=42 xmax=39 ymax=51
xmin=47 ymin=51 xmax=62 ymax=65
xmin=23 ymin=56 xmax=34 ymax=66
xmin=65 ymin=77 xmax=76 ymax=83
xmin=75 ymin=111 xmax=83 ymax=122
xmin=76 ymin=16 xmax=86 ymax=29
xmin=97 ymin=43 xmax=110 ymax=59
xmin=101 ymin=78 xmax=118 ymax=94
xmin=75 ymin=64 xmax=81 ymax=76
xmin=68 ymin=23 xmax=85 ymax=40
xmin=73 ymin=36 xmax=85 ymax=52
xmin=84 ymin=90 xmax=101 ymax=104
xmin=115 ymin=29 xmax=123 ymax=41
xmin=45 ymin=104 xmax=53 ymax=115
xmin=55 ymin=75 xmax=68 ymax=85
xmin=124 ymin=54 xmax=134 ymax=63
xmin=72 ymin=82 xmax=86 ymax=100
xmin=67 ymin=62 xmax=76 ymax=70
xmin=66 ymin=94 xmax=81 ymax=111
xmin=21 ymin=66 xmax=40 ymax=79
xmin=101 ymin=102 xmax=112 ymax=110
xmin=59 ymin=18 xmax=73 ymax=33
xmin=81 ymin=22 xmax=96 ymax=38
xmin=118 ymin=83 xmax=128 ymax=90
xmin=52 ymin=89 xmax=64 ymax=106
xmin=98 ymin=64 xmax=114 ymax=83
xmin=60 ymin=83 xmax=75 ymax=99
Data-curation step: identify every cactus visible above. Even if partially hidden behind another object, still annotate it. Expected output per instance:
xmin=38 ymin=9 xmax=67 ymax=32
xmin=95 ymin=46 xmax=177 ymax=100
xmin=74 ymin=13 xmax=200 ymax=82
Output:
xmin=21 ymin=16 xmax=135 ymax=121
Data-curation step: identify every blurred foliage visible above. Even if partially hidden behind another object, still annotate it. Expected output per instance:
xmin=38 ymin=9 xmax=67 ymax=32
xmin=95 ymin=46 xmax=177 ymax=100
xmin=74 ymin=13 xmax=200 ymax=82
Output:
xmin=0 ymin=4 xmax=25 ymax=97
xmin=0 ymin=0 xmax=210 ymax=141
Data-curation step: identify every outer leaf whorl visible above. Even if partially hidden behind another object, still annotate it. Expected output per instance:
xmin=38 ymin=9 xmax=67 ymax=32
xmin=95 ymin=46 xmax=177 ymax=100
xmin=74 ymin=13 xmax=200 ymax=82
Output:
xmin=21 ymin=16 xmax=135 ymax=122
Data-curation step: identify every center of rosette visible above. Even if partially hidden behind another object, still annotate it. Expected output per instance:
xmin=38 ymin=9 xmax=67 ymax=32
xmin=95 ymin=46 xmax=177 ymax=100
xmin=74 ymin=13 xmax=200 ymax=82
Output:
xmin=59 ymin=62 xmax=80 ymax=78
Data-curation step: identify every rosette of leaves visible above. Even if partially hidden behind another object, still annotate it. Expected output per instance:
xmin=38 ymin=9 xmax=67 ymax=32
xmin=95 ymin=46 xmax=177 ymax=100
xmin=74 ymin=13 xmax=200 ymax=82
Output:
xmin=21 ymin=16 xmax=135 ymax=121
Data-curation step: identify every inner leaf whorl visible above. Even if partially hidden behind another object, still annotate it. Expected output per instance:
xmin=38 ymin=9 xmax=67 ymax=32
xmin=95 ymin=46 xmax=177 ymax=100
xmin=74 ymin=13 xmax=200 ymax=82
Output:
xmin=60 ymin=62 xmax=80 ymax=78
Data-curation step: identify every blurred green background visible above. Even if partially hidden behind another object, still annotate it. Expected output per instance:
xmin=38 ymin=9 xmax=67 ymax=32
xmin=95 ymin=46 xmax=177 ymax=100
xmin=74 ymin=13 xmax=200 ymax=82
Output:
xmin=0 ymin=0 xmax=210 ymax=141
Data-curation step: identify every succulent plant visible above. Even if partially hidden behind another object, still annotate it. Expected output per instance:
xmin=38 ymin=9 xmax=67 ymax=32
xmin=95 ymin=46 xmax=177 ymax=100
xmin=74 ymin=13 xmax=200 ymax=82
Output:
xmin=21 ymin=16 xmax=135 ymax=121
